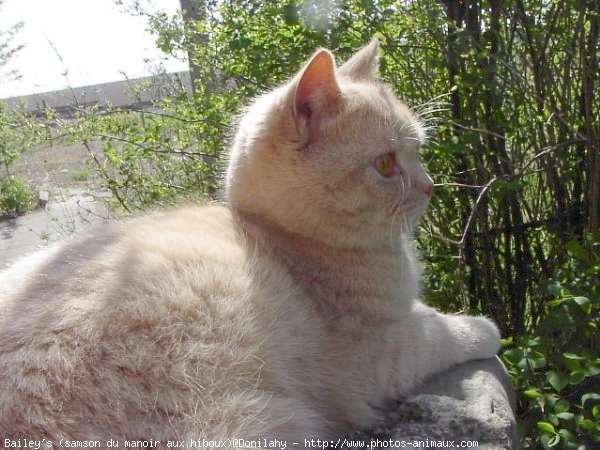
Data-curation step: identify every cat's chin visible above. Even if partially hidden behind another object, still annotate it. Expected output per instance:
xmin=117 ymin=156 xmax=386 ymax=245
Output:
xmin=390 ymin=200 xmax=429 ymax=226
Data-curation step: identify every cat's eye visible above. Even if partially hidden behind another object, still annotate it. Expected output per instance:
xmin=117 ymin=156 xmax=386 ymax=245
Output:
xmin=374 ymin=152 xmax=399 ymax=178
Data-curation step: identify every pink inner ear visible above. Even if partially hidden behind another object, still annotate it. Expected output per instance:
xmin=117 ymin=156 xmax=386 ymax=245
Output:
xmin=295 ymin=95 xmax=313 ymax=121
xmin=294 ymin=50 xmax=340 ymax=129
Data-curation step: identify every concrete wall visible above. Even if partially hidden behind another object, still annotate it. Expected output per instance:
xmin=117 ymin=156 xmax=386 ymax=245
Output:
xmin=2 ymin=71 xmax=192 ymax=117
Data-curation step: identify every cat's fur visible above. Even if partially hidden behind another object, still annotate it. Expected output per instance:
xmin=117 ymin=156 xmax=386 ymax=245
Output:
xmin=0 ymin=41 xmax=500 ymax=446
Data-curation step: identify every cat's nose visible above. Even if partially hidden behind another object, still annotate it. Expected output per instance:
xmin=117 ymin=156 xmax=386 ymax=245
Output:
xmin=419 ymin=175 xmax=434 ymax=197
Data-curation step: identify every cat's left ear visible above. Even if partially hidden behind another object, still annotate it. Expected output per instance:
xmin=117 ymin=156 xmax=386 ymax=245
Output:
xmin=338 ymin=38 xmax=380 ymax=80
xmin=292 ymin=49 xmax=341 ymax=141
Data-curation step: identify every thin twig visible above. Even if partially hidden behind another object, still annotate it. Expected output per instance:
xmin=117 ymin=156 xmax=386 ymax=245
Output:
xmin=457 ymin=176 xmax=498 ymax=311
xmin=434 ymin=182 xmax=485 ymax=189
xmin=92 ymin=133 xmax=213 ymax=159
xmin=516 ymin=138 xmax=588 ymax=176
xmin=123 ymin=108 xmax=231 ymax=128
xmin=82 ymin=141 xmax=130 ymax=213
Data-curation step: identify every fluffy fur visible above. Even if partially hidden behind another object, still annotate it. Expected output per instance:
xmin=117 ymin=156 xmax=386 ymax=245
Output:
xmin=0 ymin=41 xmax=500 ymax=446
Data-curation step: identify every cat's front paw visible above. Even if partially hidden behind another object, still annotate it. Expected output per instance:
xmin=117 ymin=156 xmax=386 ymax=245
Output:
xmin=464 ymin=315 xmax=501 ymax=360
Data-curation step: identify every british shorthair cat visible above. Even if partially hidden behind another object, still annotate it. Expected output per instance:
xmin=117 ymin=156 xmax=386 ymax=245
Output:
xmin=0 ymin=40 xmax=500 ymax=447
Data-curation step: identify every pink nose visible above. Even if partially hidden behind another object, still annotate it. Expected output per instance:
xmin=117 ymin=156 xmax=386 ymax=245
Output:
xmin=417 ymin=176 xmax=434 ymax=197
xmin=422 ymin=180 xmax=434 ymax=197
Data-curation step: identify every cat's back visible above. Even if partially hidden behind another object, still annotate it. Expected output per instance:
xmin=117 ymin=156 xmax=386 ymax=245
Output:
xmin=0 ymin=203 xmax=246 ymax=314
xmin=0 ymin=203 xmax=282 ymax=440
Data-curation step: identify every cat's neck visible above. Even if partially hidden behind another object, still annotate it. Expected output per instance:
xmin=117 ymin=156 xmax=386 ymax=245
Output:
xmin=236 ymin=210 xmax=417 ymax=327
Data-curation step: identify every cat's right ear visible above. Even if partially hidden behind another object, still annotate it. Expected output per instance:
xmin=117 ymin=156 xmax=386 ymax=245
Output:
xmin=338 ymin=39 xmax=380 ymax=81
xmin=292 ymin=49 xmax=341 ymax=142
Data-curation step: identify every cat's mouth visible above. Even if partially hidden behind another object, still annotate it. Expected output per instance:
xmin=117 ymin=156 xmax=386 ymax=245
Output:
xmin=391 ymin=200 xmax=428 ymax=216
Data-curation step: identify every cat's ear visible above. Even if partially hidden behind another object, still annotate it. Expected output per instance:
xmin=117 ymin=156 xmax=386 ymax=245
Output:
xmin=338 ymin=39 xmax=380 ymax=81
xmin=292 ymin=49 xmax=341 ymax=140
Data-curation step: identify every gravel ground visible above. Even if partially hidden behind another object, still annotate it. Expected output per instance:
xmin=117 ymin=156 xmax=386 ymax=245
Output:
xmin=10 ymin=142 xmax=105 ymax=191
xmin=1 ymin=143 xmax=112 ymax=266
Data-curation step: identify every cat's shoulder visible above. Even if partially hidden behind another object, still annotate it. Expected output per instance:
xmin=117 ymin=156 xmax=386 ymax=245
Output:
xmin=127 ymin=202 xmax=238 ymax=243
xmin=121 ymin=202 xmax=247 ymax=265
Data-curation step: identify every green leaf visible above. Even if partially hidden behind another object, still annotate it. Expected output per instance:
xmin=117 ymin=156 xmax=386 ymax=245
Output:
xmin=569 ymin=371 xmax=585 ymax=385
xmin=547 ymin=435 xmax=560 ymax=447
xmin=502 ymin=348 xmax=524 ymax=365
xmin=524 ymin=388 xmax=542 ymax=398
xmin=524 ymin=336 xmax=542 ymax=347
xmin=547 ymin=371 xmax=569 ymax=393
xmin=562 ymin=352 xmax=585 ymax=360
xmin=556 ymin=412 xmax=574 ymax=420
xmin=554 ymin=399 xmax=570 ymax=413
xmin=584 ymin=364 xmax=600 ymax=376
xmin=566 ymin=239 xmax=587 ymax=261
xmin=563 ymin=357 xmax=583 ymax=372
xmin=537 ymin=305 xmax=576 ymax=334
xmin=546 ymin=281 xmax=564 ymax=297
xmin=572 ymin=296 xmax=592 ymax=315
xmin=543 ymin=394 xmax=559 ymax=408
xmin=495 ymin=179 xmax=523 ymax=192
xmin=531 ymin=355 xmax=547 ymax=369
xmin=578 ymin=419 xmax=596 ymax=430
xmin=540 ymin=433 xmax=554 ymax=449
xmin=546 ymin=299 xmax=566 ymax=308
xmin=537 ymin=421 xmax=556 ymax=434
xmin=282 ymin=3 xmax=300 ymax=26
xmin=582 ymin=393 xmax=600 ymax=405
xmin=558 ymin=428 xmax=575 ymax=439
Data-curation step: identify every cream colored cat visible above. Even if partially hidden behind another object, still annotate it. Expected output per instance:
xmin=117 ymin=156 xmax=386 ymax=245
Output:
xmin=0 ymin=41 xmax=500 ymax=447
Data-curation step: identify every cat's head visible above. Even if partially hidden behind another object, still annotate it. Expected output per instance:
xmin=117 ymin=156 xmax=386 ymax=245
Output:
xmin=226 ymin=40 xmax=433 ymax=248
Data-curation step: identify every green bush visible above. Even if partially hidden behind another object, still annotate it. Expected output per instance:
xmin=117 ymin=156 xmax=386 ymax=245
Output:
xmin=64 ymin=90 xmax=225 ymax=212
xmin=0 ymin=175 xmax=36 ymax=216
xmin=0 ymin=101 xmax=43 ymax=172
xmin=501 ymin=234 xmax=600 ymax=449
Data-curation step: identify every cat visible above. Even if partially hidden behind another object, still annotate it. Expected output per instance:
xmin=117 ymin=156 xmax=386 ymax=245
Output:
xmin=0 ymin=40 xmax=500 ymax=447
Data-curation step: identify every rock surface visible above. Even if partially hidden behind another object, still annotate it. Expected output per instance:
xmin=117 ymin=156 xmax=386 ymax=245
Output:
xmin=343 ymin=357 xmax=517 ymax=450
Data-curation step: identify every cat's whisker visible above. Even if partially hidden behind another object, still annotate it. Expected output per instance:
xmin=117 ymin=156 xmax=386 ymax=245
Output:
xmin=415 ymin=106 xmax=449 ymax=115
xmin=419 ymin=92 xmax=452 ymax=104
xmin=400 ymin=176 xmax=406 ymax=203
xmin=413 ymin=99 xmax=447 ymax=136
xmin=414 ymin=97 xmax=450 ymax=112
xmin=419 ymin=124 xmax=438 ymax=132
xmin=389 ymin=207 xmax=400 ymax=252
xmin=399 ymin=213 xmax=411 ymax=275
xmin=418 ymin=118 xmax=443 ymax=128
xmin=395 ymin=116 xmax=412 ymax=136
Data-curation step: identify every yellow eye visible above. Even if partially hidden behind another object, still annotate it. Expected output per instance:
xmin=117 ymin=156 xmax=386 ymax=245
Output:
xmin=374 ymin=152 xmax=398 ymax=177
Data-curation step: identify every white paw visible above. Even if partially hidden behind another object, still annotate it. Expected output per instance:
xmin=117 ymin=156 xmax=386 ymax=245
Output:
xmin=464 ymin=315 xmax=501 ymax=360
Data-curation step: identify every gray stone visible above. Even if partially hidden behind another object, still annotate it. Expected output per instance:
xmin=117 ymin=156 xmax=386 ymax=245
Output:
xmin=38 ymin=189 xmax=49 ymax=208
xmin=342 ymin=357 xmax=517 ymax=450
